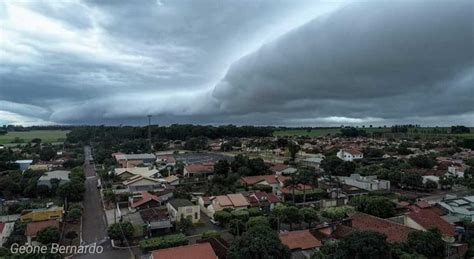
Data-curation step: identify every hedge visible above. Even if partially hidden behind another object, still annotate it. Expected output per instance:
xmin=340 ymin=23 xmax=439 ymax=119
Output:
xmin=139 ymin=233 xmax=188 ymax=252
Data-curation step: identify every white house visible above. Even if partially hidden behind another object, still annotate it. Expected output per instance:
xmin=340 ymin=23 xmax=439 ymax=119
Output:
xmin=166 ymin=199 xmax=200 ymax=223
xmin=37 ymin=170 xmax=70 ymax=188
xmin=339 ymin=174 xmax=390 ymax=191
xmin=337 ymin=149 xmax=363 ymax=162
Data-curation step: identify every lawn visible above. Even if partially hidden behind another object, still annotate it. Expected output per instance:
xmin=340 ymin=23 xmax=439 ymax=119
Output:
xmin=0 ymin=130 xmax=69 ymax=144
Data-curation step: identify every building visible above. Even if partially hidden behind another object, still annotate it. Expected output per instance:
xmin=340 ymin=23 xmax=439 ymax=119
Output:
xmin=183 ymin=163 xmax=214 ymax=178
xmin=150 ymin=242 xmax=218 ymax=259
xmin=240 ymin=175 xmax=288 ymax=192
xmin=115 ymin=153 xmax=156 ymax=168
xmin=15 ymin=160 xmax=33 ymax=171
xmin=37 ymin=170 xmax=70 ymax=188
xmin=199 ymin=193 xmax=250 ymax=218
xmin=244 ymin=191 xmax=281 ymax=212
xmin=339 ymin=174 xmax=390 ymax=192
xmin=114 ymin=167 xmax=160 ymax=180
xmin=337 ymin=149 xmax=363 ymax=162
xmin=279 ymin=230 xmax=322 ymax=259
xmin=167 ymin=199 xmax=200 ymax=223
xmin=20 ymin=206 xmax=64 ymax=222
xmin=299 ymin=155 xmax=325 ymax=169
xmin=400 ymin=205 xmax=456 ymax=237
xmin=0 ymin=222 xmax=14 ymax=247
xmin=122 ymin=175 xmax=171 ymax=193
xmin=25 ymin=219 xmax=59 ymax=244
xmin=129 ymin=192 xmax=170 ymax=212
xmin=437 ymin=195 xmax=474 ymax=222
xmin=140 ymin=208 xmax=172 ymax=235
xmin=349 ymin=212 xmax=414 ymax=243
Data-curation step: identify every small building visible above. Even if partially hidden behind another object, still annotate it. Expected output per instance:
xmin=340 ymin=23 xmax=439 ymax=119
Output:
xmin=183 ymin=163 xmax=214 ymax=178
xmin=279 ymin=230 xmax=322 ymax=258
xmin=199 ymin=193 xmax=249 ymax=218
xmin=129 ymin=192 xmax=164 ymax=212
xmin=140 ymin=208 xmax=173 ymax=236
xmin=20 ymin=206 xmax=64 ymax=222
xmin=299 ymin=155 xmax=325 ymax=169
xmin=37 ymin=170 xmax=70 ymax=188
xmin=166 ymin=199 xmax=200 ymax=223
xmin=244 ymin=191 xmax=281 ymax=212
xmin=122 ymin=175 xmax=169 ymax=193
xmin=25 ymin=219 xmax=59 ymax=244
xmin=339 ymin=174 xmax=390 ymax=192
xmin=0 ymin=222 xmax=14 ymax=247
xmin=15 ymin=160 xmax=33 ymax=171
xmin=337 ymin=149 xmax=363 ymax=162
xmin=150 ymin=242 xmax=218 ymax=259
xmin=114 ymin=167 xmax=160 ymax=180
xmin=115 ymin=153 xmax=156 ymax=168
xmin=240 ymin=175 xmax=287 ymax=192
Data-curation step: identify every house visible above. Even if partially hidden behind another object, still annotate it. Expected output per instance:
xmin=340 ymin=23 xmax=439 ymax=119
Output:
xmin=240 ymin=175 xmax=288 ymax=192
xmin=348 ymin=212 xmax=414 ymax=243
xmin=122 ymin=175 xmax=170 ymax=193
xmin=28 ymin=164 xmax=51 ymax=172
xmin=167 ymin=199 xmax=200 ymax=223
xmin=299 ymin=155 xmax=325 ymax=169
xmin=15 ymin=160 xmax=33 ymax=171
xmin=20 ymin=206 xmax=64 ymax=222
xmin=200 ymin=193 xmax=250 ymax=218
xmin=279 ymin=230 xmax=322 ymax=259
xmin=183 ymin=163 xmax=214 ymax=178
xmin=150 ymin=242 xmax=218 ymax=259
xmin=270 ymin=164 xmax=290 ymax=175
xmin=337 ymin=149 xmax=363 ymax=162
xmin=402 ymin=204 xmax=456 ymax=237
xmin=339 ymin=174 xmax=390 ymax=192
xmin=140 ymin=208 xmax=172 ymax=235
xmin=37 ymin=170 xmax=71 ymax=188
xmin=0 ymin=222 xmax=14 ymax=247
xmin=129 ymin=192 xmax=170 ymax=212
xmin=25 ymin=219 xmax=59 ymax=244
xmin=437 ymin=195 xmax=474 ymax=222
xmin=115 ymin=153 xmax=156 ymax=168
xmin=197 ymin=237 xmax=229 ymax=259
xmin=244 ymin=191 xmax=281 ymax=211
xmin=114 ymin=167 xmax=160 ymax=180
xmin=163 ymin=175 xmax=180 ymax=186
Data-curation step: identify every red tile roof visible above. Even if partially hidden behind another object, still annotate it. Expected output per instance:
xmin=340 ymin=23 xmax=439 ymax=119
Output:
xmin=185 ymin=164 xmax=214 ymax=174
xmin=240 ymin=175 xmax=279 ymax=185
xmin=408 ymin=205 xmax=455 ymax=237
xmin=270 ymin=163 xmax=289 ymax=172
xmin=279 ymin=230 xmax=322 ymax=250
xmin=25 ymin=220 xmax=59 ymax=237
xmin=131 ymin=192 xmax=161 ymax=208
xmin=351 ymin=212 xmax=414 ymax=243
xmin=151 ymin=243 xmax=217 ymax=259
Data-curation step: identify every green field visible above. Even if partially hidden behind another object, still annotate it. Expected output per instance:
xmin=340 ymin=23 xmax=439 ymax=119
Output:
xmin=273 ymin=128 xmax=390 ymax=137
xmin=0 ymin=130 xmax=69 ymax=144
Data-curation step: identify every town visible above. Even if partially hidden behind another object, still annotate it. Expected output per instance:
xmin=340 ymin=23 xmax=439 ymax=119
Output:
xmin=0 ymin=124 xmax=473 ymax=258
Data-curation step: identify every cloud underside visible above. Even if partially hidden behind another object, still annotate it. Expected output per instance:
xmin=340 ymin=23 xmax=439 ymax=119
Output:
xmin=1 ymin=0 xmax=473 ymax=126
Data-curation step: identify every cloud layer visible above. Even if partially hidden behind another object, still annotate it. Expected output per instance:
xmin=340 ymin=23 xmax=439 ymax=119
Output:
xmin=1 ymin=0 xmax=473 ymax=126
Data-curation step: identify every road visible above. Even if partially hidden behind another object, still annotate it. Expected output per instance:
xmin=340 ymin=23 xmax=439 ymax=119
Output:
xmin=73 ymin=146 xmax=136 ymax=259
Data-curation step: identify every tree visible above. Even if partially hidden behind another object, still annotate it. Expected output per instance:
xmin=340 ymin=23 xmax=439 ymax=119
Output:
xmin=229 ymin=219 xmax=245 ymax=236
xmin=300 ymin=207 xmax=319 ymax=228
xmin=320 ymin=156 xmax=343 ymax=174
xmin=401 ymin=172 xmax=423 ymax=189
xmin=282 ymin=206 xmax=301 ymax=230
xmin=228 ymin=225 xmax=291 ymax=259
xmin=424 ymin=179 xmax=438 ymax=190
xmin=321 ymin=206 xmax=354 ymax=222
xmin=214 ymin=211 xmax=233 ymax=226
xmin=350 ymin=196 xmax=396 ymax=218
xmin=284 ymin=175 xmax=299 ymax=203
xmin=37 ymin=226 xmax=60 ymax=245
xmin=334 ymin=231 xmax=390 ymax=259
xmin=176 ymin=218 xmax=192 ymax=235
xmin=67 ymin=208 xmax=82 ymax=222
xmin=406 ymin=228 xmax=444 ymax=257
xmin=287 ymin=142 xmax=300 ymax=161
xmin=214 ymin=160 xmax=230 ymax=176
xmin=297 ymin=169 xmax=313 ymax=203
xmin=57 ymin=180 xmax=85 ymax=202
xmin=247 ymin=216 xmax=270 ymax=229
xmin=108 ymin=222 xmax=134 ymax=245
xmin=65 ymin=231 xmax=78 ymax=245
xmin=408 ymin=155 xmax=436 ymax=169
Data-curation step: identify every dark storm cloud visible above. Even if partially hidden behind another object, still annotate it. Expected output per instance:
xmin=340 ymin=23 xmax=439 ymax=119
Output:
xmin=0 ymin=0 xmax=473 ymax=126
xmin=212 ymin=0 xmax=474 ymax=124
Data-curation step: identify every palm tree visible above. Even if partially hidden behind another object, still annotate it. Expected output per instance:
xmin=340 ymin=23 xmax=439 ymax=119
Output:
xmin=284 ymin=173 xmax=299 ymax=203
xmin=297 ymin=169 xmax=313 ymax=203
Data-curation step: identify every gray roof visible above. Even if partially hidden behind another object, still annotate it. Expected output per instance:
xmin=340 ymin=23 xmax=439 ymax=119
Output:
xmin=115 ymin=153 xmax=156 ymax=160
xmin=39 ymin=170 xmax=70 ymax=181
xmin=168 ymin=199 xmax=193 ymax=208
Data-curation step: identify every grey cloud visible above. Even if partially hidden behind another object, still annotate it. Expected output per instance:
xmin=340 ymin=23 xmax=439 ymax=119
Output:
xmin=212 ymin=0 xmax=474 ymax=122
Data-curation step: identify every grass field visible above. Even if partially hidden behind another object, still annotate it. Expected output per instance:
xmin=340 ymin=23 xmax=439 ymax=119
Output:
xmin=0 ymin=130 xmax=69 ymax=144
xmin=273 ymin=127 xmax=390 ymax=137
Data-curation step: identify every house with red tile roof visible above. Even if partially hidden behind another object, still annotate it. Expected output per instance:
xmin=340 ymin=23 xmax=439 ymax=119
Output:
xmin=129 ymin=192 xmax=170 ymax=212
xmin=199 ymin=193 xmax=250 ymax=218
xmin=349 ymin=212 xmax=414 ymax=243
xmin=25 ymin=219 xmax=59 ymax=244
xmin=279 ymin=230 xmax=322 ymax=258
xmin=240 ymin=175 xmax=288 ymax=192
xmin=403 ymin=205 xmax=456 ymax=237
xmin=184 ymin=163 xmax=214 ymax=177
xmin=150 ymin=242 xmax=218 ymax=259
xmin=244 ymin=191 xmax=281 ymax=211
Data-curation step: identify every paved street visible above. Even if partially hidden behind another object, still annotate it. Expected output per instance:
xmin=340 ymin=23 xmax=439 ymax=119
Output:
xmin=74 ymin=146 xmax=136 ymax=259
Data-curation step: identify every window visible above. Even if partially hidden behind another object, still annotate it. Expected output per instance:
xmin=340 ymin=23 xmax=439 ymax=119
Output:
xmin=195 ymin=212 xmax=198 ymax=219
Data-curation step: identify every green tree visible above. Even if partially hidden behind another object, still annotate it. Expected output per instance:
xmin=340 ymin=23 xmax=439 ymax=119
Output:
xmin=176 ymin=218 xmax=192 ymax=235
xmin=214 ymin=160 xmax=230 ymax=176
xmin=424 ymin=179 xmax=438 ymax=190
xmin=229 ymin=219 xmax=245 ymax=236
xmin=401 ymin=172 xmax=423 ymax=189
xmin=350 ymin=196 xmax=396 ymax=218
xmin=68 ymin=208 xmax=82 ymax=222
xmin=108 ymin=222 xmax=134 ymax=245
xmin=228 ymin=225 xmax=290 ymax=259
xmin=300 ymin=207 xmax=319 ymax=228
xmin=36 ymin=226 xmax=60 ymax=245
xmin=408 ymin=155 xmax=436 ymax=169
xmin=287 ymin=142 xmax=300 ymax=161
xmin=406 ymin=228 xmax=444 ymax=257
xmin=247 ymin=216 xmax=270 ymax=229
xmin=334 ymin=231 xmax=390 ymax=259
xmin=283 ymin=206 xmax=301 ymax=230
xmin=214 ymin=211 xmax=233 ymax=226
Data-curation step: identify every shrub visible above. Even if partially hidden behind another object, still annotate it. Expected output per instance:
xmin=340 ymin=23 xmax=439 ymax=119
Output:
xmin=201 ymin=230 xmax=221 ymax=239
xmin=139 ymin=233 xmax=188 ymax=252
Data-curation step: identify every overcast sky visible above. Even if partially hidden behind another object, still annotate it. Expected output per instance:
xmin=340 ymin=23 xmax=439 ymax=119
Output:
xmin=1 ymin=0 xmax=473 ymax=126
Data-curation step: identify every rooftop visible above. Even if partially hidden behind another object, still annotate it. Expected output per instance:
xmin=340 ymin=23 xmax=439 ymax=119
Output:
xmin=25 ymin=219 xmax=59 ymax=237
xmin=168 ymin=199 xmax=194 ymax=209
xmin=351 ymin=212 xmax=414 ymax=243
xmin=151 ymin=242 xmax=217 ymax=259
xmin=279 ymin=230 xmax=322 ymax=250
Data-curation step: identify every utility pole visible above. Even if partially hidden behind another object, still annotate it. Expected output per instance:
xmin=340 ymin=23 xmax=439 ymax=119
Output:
xmin=147 ymin=115 xmax=152 ymax=151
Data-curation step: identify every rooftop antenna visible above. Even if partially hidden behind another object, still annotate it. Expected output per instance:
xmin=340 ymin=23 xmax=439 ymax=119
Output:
xmin=147 ymin=115 xmax=152 ymax=151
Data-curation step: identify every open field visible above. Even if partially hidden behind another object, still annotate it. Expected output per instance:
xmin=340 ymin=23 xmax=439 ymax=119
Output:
xmin=273 ymin=127 xmax=390 ymax=137
xmin=273 ymin=127 xmax=474 ymax=139
xmin=0 ymin=130 xmax=69 ymax=144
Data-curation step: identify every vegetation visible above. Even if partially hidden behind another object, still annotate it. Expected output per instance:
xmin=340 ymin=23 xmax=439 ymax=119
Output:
xmin=108 ymin=222 xmax=134 ymax=245
xmin=0 ymin=130 xmax=69 ymax=144
xmin=350 ymin=196 xmax=396 ymax=218
xmin=37 ymin=226 xmax=60 ymax=245
xmin=139 ymin=233 xmax=188 ymax=252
